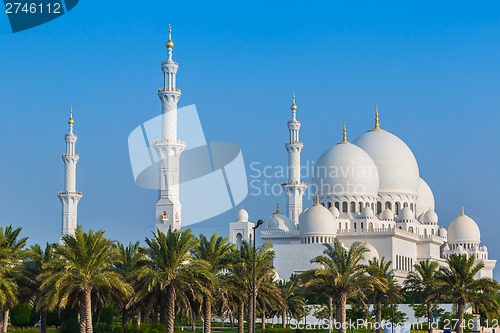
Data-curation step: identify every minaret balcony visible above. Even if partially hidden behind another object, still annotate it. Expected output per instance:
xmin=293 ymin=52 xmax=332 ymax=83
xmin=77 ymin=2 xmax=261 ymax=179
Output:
xmin=152 ymin=138 xmax=186 ymax=146
xmin=158 ymin=88 xmax=182 ymax=93
xmin=162 ymin=60 xmax=179 ymax=66
xmin=285 ymin=141 xmax=304 ymax=146
xmin=57 ymin=191 xmax=82 ymax=196
xmin=281 ymin=181 xmax=308 ymax=187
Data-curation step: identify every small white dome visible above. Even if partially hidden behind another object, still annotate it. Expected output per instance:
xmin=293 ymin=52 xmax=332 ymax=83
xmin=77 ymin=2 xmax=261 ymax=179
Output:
xmin=423 ymin=209 xmax=438 ymax=224
xmin=379 ymin=208 xmax=395 ymax=220
xmin=439 ymin=227 xmax=448 ymax=238
xmin=447 ymin=210 xmax=481 ymax=244
xmin=416 ymin=178 xmax=435 ymax=216
xmin=361 ymin=239 xmax=380 ymax=264
xmin=236 ymin=208 xmax=249 ymax=222
xmin=329 ymin=206 xmax=340 ymax=218
xmin=313 ymin=142 xmax=379 ymax=197
xmin=353 ymin=129 xmax=420 ymax=195
xmin=361 ymin=205 xmax=374 ymax=218
xmin=299 ymin=202 xmax=337 ymax=235
xmin=397 ymin=207 xmax=414 ymax=221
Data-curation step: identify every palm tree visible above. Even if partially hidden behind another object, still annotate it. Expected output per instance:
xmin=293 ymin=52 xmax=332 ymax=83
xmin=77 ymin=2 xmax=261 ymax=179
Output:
xmin=225 ymin=241 xmax=275 ymax=333
xmin=0 ymin=225 xmax=27 ymax=333
xmin=192 ymin=233 xmax=235 ymax=333
xmin=136 ymin=228 xmax=211 ymax=333
xmin=23 ymin=243 xmax=54 ymax=333
xmin=404 ymin=259 xmax=440 ymax=333
xmin=366 ymin=257 xmax=402 ymax=333
xmin=301 ymin=239 xmax=368 ymax=333
xmin=115 ymin=241 xmax=146 ymax=328
xmin=277 ymin=276 xmax=305 ymax=328
xmin=40 ymin=226 xmax=132 ymax=333
xmin=434 ymin=254 xmax=499 ymax=333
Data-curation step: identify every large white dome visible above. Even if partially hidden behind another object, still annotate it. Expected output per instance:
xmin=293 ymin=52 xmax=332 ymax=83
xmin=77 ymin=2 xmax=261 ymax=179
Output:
xmin=447 ymin=209 xmax=481 ymax=244
xmin=416 ymin=178 xmax=435 ymax=216
xmin=299 ymin=202 xmax=337 ymax=235
xmin=313 ymin=142 xmax=379 ymax=197
xmin=353 ymin=129 xmax=419 ymax=195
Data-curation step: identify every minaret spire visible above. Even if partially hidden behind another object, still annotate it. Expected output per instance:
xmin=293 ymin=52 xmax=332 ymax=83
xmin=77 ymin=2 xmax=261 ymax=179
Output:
xmin=282 ymin=93 xmax=307 ymax=225
xmin=371 ymin=104 xmax=384 ymax=131
xmin=154 ymin=26 xmax=186 ymax=233
xmin=58 ymin=106 xmax=82 ymax=238
xmin=341 ymin=122 xmax=349 ymax=144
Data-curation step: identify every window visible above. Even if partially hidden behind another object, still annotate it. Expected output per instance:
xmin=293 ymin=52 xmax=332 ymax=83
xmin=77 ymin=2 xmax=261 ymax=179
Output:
xmin=377 ymin=202 xmax=382 ymax=214
xmin=335 ymin=202 xmax=340 ymax=210
xmin=385 ymin=202 xmax=392 ymax=210
xmin=395 ymin=202 xmax=401 ymax=215
xmin=350 ymin=201 xmax=356 ymax=213
xmin=342 ymin=202 xmax=348 ymax=213
xmin=368 ymin=222 xmax=374 ymax=230
xmin=359 ymin=202 xmax=363 ymax=212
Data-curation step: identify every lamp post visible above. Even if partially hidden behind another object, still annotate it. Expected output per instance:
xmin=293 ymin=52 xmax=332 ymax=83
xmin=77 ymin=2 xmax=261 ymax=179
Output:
xmin=252 ymin=219 xmax=264 ymax=333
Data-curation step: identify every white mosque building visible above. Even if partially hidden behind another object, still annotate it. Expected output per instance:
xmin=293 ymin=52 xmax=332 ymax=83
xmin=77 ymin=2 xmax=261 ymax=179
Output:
xmin=56 ymin=28 xmax=495 ymax=283
xmin=229 ymin=99 xmax=496 ymax=282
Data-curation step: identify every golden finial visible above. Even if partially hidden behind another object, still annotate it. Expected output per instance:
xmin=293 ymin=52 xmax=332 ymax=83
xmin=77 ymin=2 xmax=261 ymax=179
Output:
xmin=275 ymin=203 xmax=281 ymax=214
xmin=68 ymin=106 xmax=74 ymax=125
xmin=341 ymin=122 xmax=349 ymax=144
xmin=314 ymin=195 xmax=320 ymax=206
xmin=371 ymin=104 xmax=382 ymax=131
xmin=461 ymin=206 xmax=465 ymax=216
xmin=290 ymin=92 xmax=298 ymax=111
xmin=166 ymin=23 xmax=174 ymax=49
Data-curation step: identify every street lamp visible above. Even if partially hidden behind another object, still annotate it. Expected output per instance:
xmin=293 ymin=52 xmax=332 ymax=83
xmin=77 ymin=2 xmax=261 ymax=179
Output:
xmin=252 ymin=219 xmax=264 ymax=333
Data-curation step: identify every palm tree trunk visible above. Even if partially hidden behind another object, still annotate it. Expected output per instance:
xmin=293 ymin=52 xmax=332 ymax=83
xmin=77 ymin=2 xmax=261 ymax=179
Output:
xmin=456 ymin=302 xmax=464 ymax=333
xmin=328 ymin=296 xmax=333 ymax=333
xmin=122 ymin=305 xmax=128 ymax=328
xmin=238 ymin=301 xmax=244 ymax=333
xmin=191 ymin=307 xmax=196 ymax=332
xmin=0 ymin=307 xmax=3 ymax=333
xmin=336 ymin=293 xmax=348 ymax=333
xmin=204 ymin=299 xmax=212 ymax=333
xmin=1 ymin=309 xmax=8 ymax=333
xmin=166 ymin=285 xmax=176 ymax=333
xmin=375 ymin=300 xmax=382 ymax=333
xmin=136 ymin=308 xmax=142 ymax=327
xmin=248 ymin=293 xmax=254 ymax=333
xmin=281 ymin=309 xmax=286 ymax=328
xmin=262 ymin=313 xmax=266 ymax=330
xmin=41 ymin=305 xmax=48 ymax=333
xmin=79 ymin=299 xmax=87 ymax=333
xmin=427 ymin=303 xmax=433 ymax=333
xmin=84 ymin=287 xmax=93 ymax=333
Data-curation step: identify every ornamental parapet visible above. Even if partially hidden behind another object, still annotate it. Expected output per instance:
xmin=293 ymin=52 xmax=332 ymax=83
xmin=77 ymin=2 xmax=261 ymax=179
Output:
xmin=281 ymin=181 xmax=308 ymax=187
xmin=158 ymin=88 xmax=182 ymax=93
xmin=57 ymin=191 xmax=82 ymax=196
xmin=153 ymin=138 xmax=186 ymax=145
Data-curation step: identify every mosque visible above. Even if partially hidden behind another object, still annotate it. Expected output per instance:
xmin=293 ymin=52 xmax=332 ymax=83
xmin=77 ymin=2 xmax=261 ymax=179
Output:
xmin=229 ymin=97 xmax=496 ymax=282
xmin=56 ymin=28 xmax=496 ymax=283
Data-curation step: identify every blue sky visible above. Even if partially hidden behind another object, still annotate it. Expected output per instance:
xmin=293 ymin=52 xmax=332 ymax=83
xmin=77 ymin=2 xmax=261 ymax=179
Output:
xmin=0 ymin=1 xmax=499 ymax=272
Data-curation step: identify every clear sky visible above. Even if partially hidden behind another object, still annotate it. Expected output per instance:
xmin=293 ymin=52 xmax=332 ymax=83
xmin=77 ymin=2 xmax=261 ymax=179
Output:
xmin=0 ymin=1 xmax=499 ymax=273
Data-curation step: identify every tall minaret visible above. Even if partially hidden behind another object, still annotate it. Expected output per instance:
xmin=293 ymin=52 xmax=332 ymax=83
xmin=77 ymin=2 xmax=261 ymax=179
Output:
xmin=58 ymin=107 xmax=82 ymax=237
xmin=282 ymin=94 xmax=307 ymax=224
xmin=153 ymin=24 xmax=186 ymax=233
